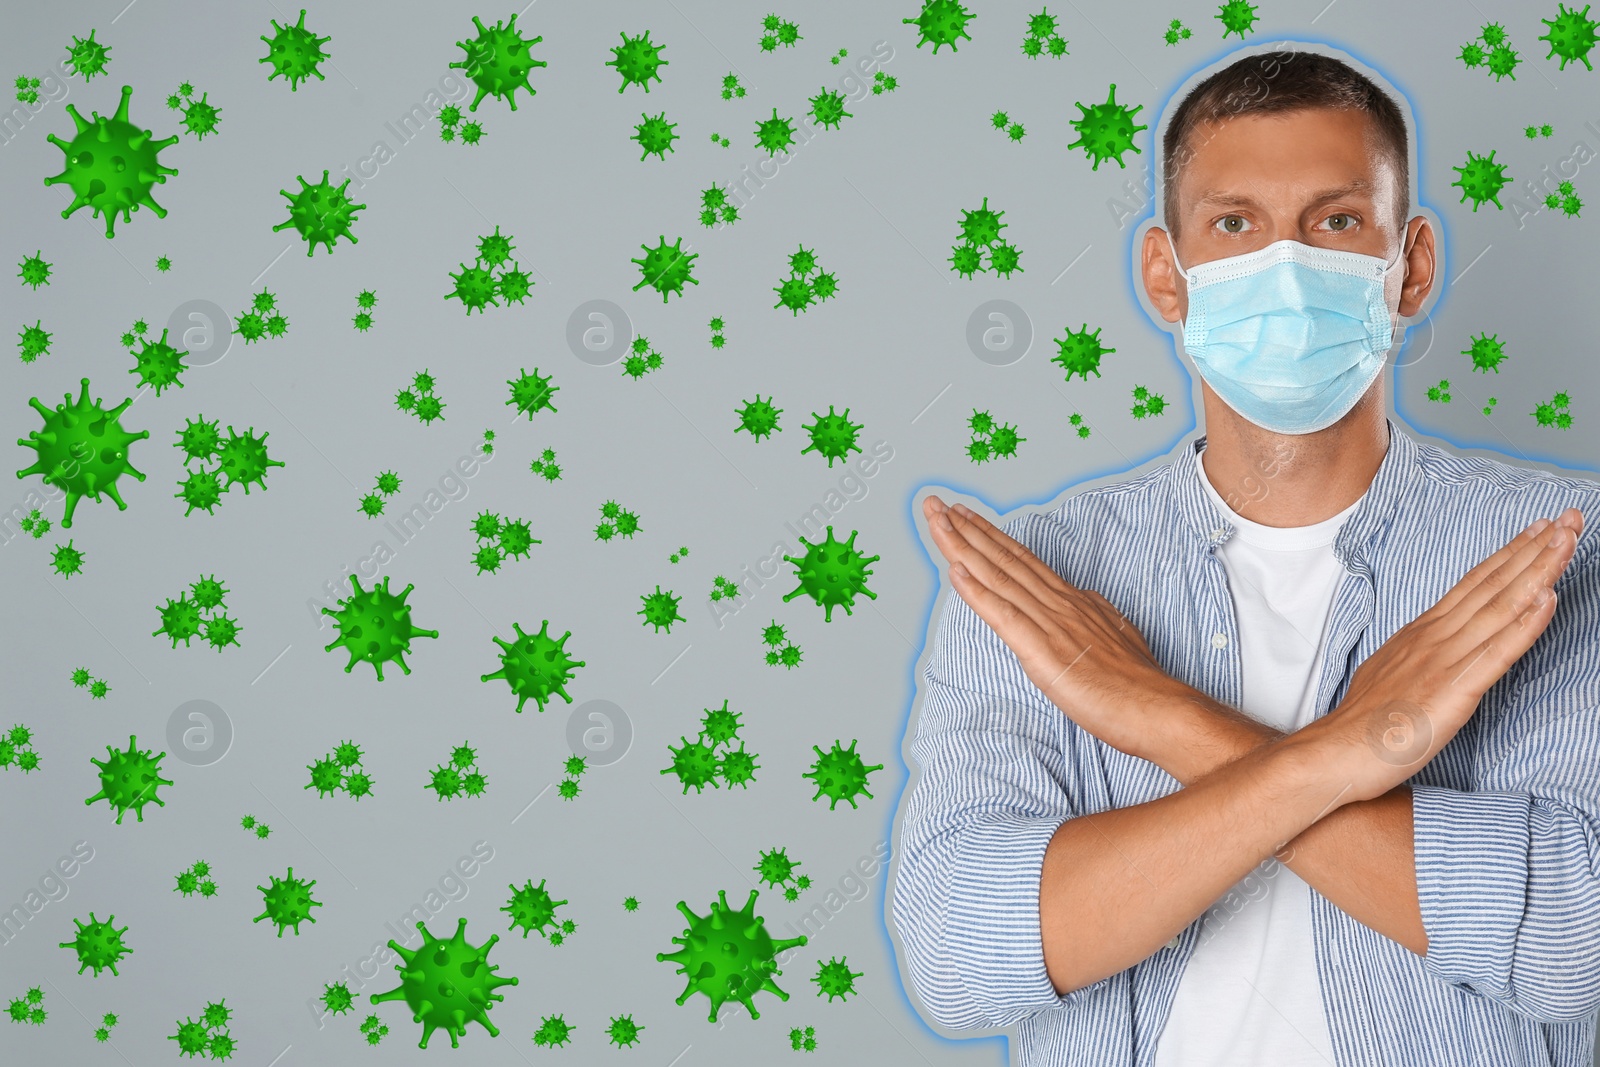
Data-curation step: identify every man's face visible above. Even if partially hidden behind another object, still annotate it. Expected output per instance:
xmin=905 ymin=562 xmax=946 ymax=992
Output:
xmin=1163 ymin=107 xmax=1407 ymax=320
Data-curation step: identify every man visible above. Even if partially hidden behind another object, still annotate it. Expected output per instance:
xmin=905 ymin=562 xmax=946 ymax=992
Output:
xmin=890 ymin=47 xmax=1599 ymax=1067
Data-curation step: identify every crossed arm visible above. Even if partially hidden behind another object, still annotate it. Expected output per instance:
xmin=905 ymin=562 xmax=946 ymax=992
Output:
xmin=920 ymin=495 xmax=1583 ymax=998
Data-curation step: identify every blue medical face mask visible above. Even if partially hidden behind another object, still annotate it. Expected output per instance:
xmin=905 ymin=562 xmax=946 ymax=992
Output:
xmin=1169 ymin=236 xmax=1406 ymax=435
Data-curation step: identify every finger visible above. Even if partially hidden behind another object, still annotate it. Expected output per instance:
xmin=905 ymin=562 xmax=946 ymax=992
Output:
xmin=1427 ymin=517 xmax=1554 ymax=621
xmin=1444 ymin=524 xmax=1577 ymax=662
xmin=1444 ymin=586 xmax=1560 ymax=703
xmin=945 ymin=503 xmax=1087 ymax=608
xmin=933 ymin=509 xmax=1065 ymax=637
xmin=948 ymin=559 xmax=1059 ymax=675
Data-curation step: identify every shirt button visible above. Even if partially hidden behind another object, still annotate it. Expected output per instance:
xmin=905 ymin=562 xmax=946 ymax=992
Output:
xmin=1210 ymin=527 xmax=1224 ymax=540
xmin=1211 ymin=632 xmax=1229 ymax=649
xmin=1166 ymin=936 xmax=1181 ymax=951
xmin=1328 ymin=946 xmax=1342 ymax=968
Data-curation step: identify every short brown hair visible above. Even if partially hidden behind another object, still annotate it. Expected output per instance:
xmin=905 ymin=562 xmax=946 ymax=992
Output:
xmin=1161 ymin=51 xmax=1409 ymax=237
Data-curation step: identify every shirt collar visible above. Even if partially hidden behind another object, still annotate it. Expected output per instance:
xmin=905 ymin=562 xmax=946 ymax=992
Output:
xmin=1172 ymin=417 xmax=1421 ymax=575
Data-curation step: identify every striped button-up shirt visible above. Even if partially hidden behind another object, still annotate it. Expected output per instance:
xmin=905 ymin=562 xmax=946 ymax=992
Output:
xmin=890 ymin=419 xmax=1600 ymax=1066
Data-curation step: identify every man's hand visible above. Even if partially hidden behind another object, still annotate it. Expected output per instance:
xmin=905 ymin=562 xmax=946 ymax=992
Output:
xmin=923 ymin=494 xmax=1181 ymax=761
xmin=1299 ymin=508 xmax=1583 ymax=804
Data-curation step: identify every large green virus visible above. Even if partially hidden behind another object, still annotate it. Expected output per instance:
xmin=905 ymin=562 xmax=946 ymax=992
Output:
xmin=1452 ymin=149 xmax=1511 ymax=211
xmin=808 ymin=87 xmax=853 ymax=131
xmin=1540 ymin=3 xmax=1599 ymax=70
xmin=799 ymin=406 xmax=863 ymax=467
xmin=608 ymin=30 xmax=668 ymax=93
xmin=1463 ymin=331 xmax=1509 ymax=372
xmin=481 ymin=620 xmax=584 ymax=713
xmin=216 ymin=425 xmax=286 ymax=494
xmin=506 ymin=367 xmax=558 ymax=419
xmin=904 ymin=0 xmax=976 ymax=53
xmin=260 ymin=10 xmax=331 ymax=91
xmin=502 ymin=878 xmax=567 ymax=940
xmin=273 ymin=170 xmax=365 ymax=256
xmin=60 ymin=913 xmax=131 ymax=976
xmin=783 ymin=526 xmax=879 ymax=621
xmin=370 ymin=917 xmax=518 ymax=1049
xmin=813 ymin=956 xmax=864 ymax=1001
xmin=754 ymin=108 xmax=797 ymax=155
xmin=18 ymin=378 xmax=149 ymax=528
xmin=736 ymin=395 xmax=783 ymax=440
xmin=631 ymin=235 xmax=699 ymax=302
xmin=803 ymin=739 xmax=883 ymax=809
xmin=606 ymin=1014 xmax=644 ymax=1048
xmin=639 ymin=585 xmax=686 ymax=633
xmin=321 ymin=575 xmax=439 ymax=680
xmin=1068 ymin=84 xmax=1147 ymax=171
xmin=657 ymin=889 xmax=808 ymax=1022
xmin=65 ymin=29 xmax=112 ymax=80
xmin=85 ymin=734 xmax=172 ymax=824
xmin=253 ymin=867 xmax=322 ymax=936
xmin=128 ymin=329 xmax=185 ymax=396
xmin=1216 ymin=0 xmax=1260 ymax=39
xmin=44 ymin=85 xmax=178 ymax=238
xmin=451 ymin=14 xmax=546 ymax=111
xmin=634 ymin=111 xmax=679 ymax=160
xmin=1053 ymin=322 xmax=1115 ymax=381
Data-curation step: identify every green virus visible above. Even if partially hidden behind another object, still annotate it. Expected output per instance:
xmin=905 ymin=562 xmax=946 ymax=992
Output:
xmin=1451 ymin=149 xmax=1511 ymax=212
xmin=808 ymin=88 xmax=853 ymax=131
xmin=51 ymin=540 xmax=85 ymax=578
xmin=662 ymin=734 xmax=721 ymax=794
xmin=451 ymin=14 xmax=547 ymax=111
xmin=755 ymin=108 xmax=797 ymax=155
xmin=16 ymin=379 xmax=145 ymax=527
xmin=1487 ymin=43 xmax=1522 ymax=80
xmin=1164 ymin=19 xmax=1193 ymax=44
xmin=179 ymin=92 xmax=221 ymax=139
xmin=84 ymin=734 xmax=172 ymax=823
xmin=1463 ymin=331 xmax=1509 ymax=372
xmin=447 ymin=260 xmax=499 ymax=313
xmin=1216 ymin=0 xmax=1260 ymax=39
xmin=1531 ymin=391 xmax=1576 ymax=429
xmin=1426 ymin=379 xmax=1452 ymax=404
xmin=397 ymin=369 xmax=446 ymax=424
xmin=1068 ymin=84 xmax=1147 ymax=171
xmin=18 ymin=320 xmax=51 ymax=363
xmin=634 ymin=111 xmax=680 ymax=160
xmin=503 ymin=878 xmax=567 ymax=940
xmin=606 ymin=1014 xmax=644 ymax=1048
xmin=254 ymin=867 xmax=321 ymax=936
xmin=774 ymin=244 xmax=838 ymax=313
xmin=481 ymin=620 xmax=584 ymax=713
xmin=639 ymin=585 xmax=686 ymax=633
xmin=812 ymin=956 xmax=863 ymax=1001
xmin=950 ymin=197 xmax=1022 ymax=278
xmin=127 ymin=328 xmax=185 ymax=395
xmin=1541 ymin=3 xmax=1598 ymax=69
xmin=17 ymin=251 xmax=51 ymax=289
xmin=60 ymin=913 xmax=131 ymax=976
xmin=459 ymin=119 xmax=484 ymax=144
xmin=608 ymin=29 xmax=668 ymax=93
xmin=322 ymin=982 xmax=354 ymax=1015
xmin=799 ymin=405 xmax=863 ymax=466
xmin=783 ymin=526 xmax=879 ymax=621
xmin=370 ymin=917 xmax=518 ymax=1049
xmin=754 ymin=846 xmax=802 ymax=889
xmin=556 ymin=777 xmax=580 ymax=800
xmin=273 ymin=170 xmax=365 ymax=256
xmin=1019 ymin=8 xmax=1068 ymax=57
xmin=1130 ymin=385 xmax=1168 ymax=419
xmin=65 ymin=29 xmax=112 ymax=80
xmin=44 ymin=85 xmax=178 ymax=238
xmin=631 ymin=235 xmax=699 ymax=302
xmin=789 ymin=1025 xmax=818 ymax=1051
xmin=321 ymin=575 xmax=439 ymax=680
xmin=1053 ymin=323 xmax=1116 ymax=381
xmin=532 ymin=1014 xmax=574 ymax=1047
xmin=657 ymin=889 xmax=808 ymax=1022
xmin=968 ymin=409 xmax=1026 ymax=461
xmin=360 ymin=1014 xmax=389 ymax=1045
xmin=720 ymin=72 xmax=746 ymax=100
xmin=736 ymin=395 xmax=783 ymax=440
xmin=623 ymin=896 xmax=640 ymax=912
xmin=904 ymin=0 xmax=976 ymax=54
xmin=260 ymin=9 xmax=331 ymax=91
xmin=803 ymin=738 xmax=883 ymax=809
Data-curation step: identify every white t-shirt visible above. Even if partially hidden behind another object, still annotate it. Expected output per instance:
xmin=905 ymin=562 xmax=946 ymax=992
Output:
xmin=1154 ymin=446 xmax=1364 ymax=1067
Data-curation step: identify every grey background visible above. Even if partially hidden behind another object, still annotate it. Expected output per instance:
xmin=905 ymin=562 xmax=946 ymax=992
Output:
xmin=2 ymin=1 xmax=1597 ymax=1065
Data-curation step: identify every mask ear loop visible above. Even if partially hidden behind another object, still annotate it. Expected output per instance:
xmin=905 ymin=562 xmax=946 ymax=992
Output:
xmin=1165 ymin=230 xmax=1191 ymax=283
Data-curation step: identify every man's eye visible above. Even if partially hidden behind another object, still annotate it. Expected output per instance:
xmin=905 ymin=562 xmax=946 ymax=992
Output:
xmin=1217 ymin=215 xmax=1248 ymax=233
xmin=1326 ymin=214 xmax=1352 ymax=230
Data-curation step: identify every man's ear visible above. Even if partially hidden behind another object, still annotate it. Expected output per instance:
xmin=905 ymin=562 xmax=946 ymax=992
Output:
xmin=1396 ymin=215 xmax=1436 ymax=318
xmin=1142 ymin=227 xmax=1184 ymax=324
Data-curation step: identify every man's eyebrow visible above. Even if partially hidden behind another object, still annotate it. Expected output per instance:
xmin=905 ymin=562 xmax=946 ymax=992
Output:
xmin=1189 ymin=179 xmax=1375 ymax=211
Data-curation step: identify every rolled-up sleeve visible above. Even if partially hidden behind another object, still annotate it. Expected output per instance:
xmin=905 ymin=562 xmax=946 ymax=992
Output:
xmin=891 ymin=543 xmax=1113 ymax=1031
xmin=1413 ymin=551 xmax=1600 ymax=1023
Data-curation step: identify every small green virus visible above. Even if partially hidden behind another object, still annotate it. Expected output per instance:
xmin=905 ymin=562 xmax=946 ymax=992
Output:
xmin=254 ymin=867 xmax=321 ymax=936
xmin=260 ymin=9 xmax=331 ymax=91
xmin=1463 ymin=331 xmax=1509 ymax=372
xmin=1068 ymin=84 xmax=1147 ymax=171
xmin=799 ymin=405 xmax=863 ymax=466
xmin=904 ymin=0 xmax=976 ymax=54
xmin=179 ymin=92 xmax=221 ymax=138
xmin=65 ymin=30 xmax=112 ymax=80
xmin=639 ymin=585 xmax=686 ymax=633
xmin=808 ymin=87 xmax=853 ymax=131
xmin=1216 ymin=0 xmax=1261 ymax=39
xmin=1426 ymin=379 xmax=1453 ymax=404
xmin=608 ymin=29 xmax=669 ymax=93
xmin=1452 ymin=149 xmax=1511 ymax=211
xmin=783 ymin=526 xmax=879 ymax=621
xmin=503 ymin=878 xmax=567 ymax=941
xmin=18 ymin=320 xmax=51 ymax=363
xmin=50 ymin=540 xmax=84 ymax=579
xmin=657 ymin=889 xmax=808 ymax=1021
xmin=755 ymin=107 xmax=798 ymax=155
xmin=606 ymin=1013 xmax=644 ymax=1048
xmin=803 ymin=738 xmax=884 ymax=809
xmin=17 ymin=251 xmax=51 ymax=289
xmin=736 ymin=395 xmax=783 ymax=440
xmin=273 ymin=170 xmax=365 ymax=255
xmin=1053 ymin=323 xmax=1115 ymax=381
xmin=813 ymin=956 xmax=864 ymax=1001
xmin=634 ymin=110 xmax=680 ymax=160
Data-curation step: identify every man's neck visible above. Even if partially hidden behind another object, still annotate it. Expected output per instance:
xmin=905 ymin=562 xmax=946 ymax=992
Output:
xmin=1198 ymin=389 xmax=1389 ymax=528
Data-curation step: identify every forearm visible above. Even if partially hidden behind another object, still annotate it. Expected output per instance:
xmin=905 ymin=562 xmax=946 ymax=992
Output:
xmin=1039 ymin=731 xmax=1342 ymax=996
xmin=1151 ymin=682 xmax=1426 ymax=955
